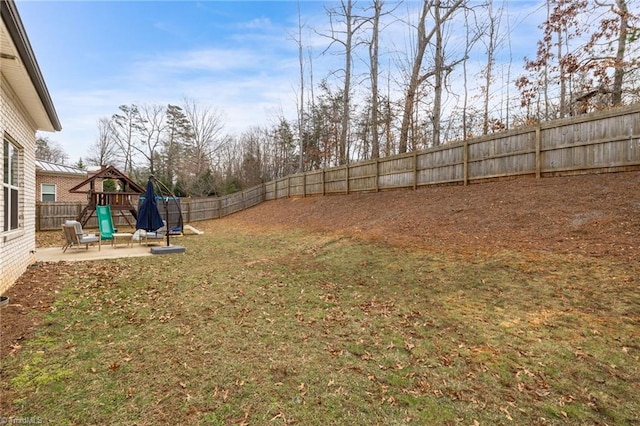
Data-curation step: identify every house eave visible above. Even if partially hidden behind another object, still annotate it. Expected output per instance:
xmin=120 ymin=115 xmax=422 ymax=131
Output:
xmin=1 ymin=0 xmax=61 ymax=132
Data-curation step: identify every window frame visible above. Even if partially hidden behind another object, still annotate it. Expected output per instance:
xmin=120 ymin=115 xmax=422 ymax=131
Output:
xmin=41 ymin=183 xmax=56 ymax=202
xmin=3 ymin=135 xmax=22 ymax=233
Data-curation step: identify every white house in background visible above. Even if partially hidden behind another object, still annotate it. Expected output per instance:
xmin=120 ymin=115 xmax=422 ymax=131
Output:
xmin=1 ymin=0 xmax=61 ymax=294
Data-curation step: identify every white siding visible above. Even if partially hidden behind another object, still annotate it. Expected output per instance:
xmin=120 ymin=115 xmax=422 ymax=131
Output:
xmin=0 ymin=78 xmax=37 ymax=295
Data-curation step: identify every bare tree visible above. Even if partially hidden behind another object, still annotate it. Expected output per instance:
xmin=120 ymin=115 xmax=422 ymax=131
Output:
xmin=161 ymin=104 xmax=192 ymax=188
xmin=181 ymin=97 xmax=226 ymax=191
xmin=481 ymin=1 xmax=501 ymax=134
xmin=323 ymin=0 xmax=368 ymax=164
xmin=398 ymin=0 xmax=464 ymax=152
xmin=590 ymin=0 xmax=637 ymax=105
xmin=35 ymin=136 xmax=68 ymax=164
xmin=295 ymin=1 xmax=306 ymax=172
xmin=111 ymin=104 xmax=142 ymax=175
xmin=610 ymin=0 xmax=630 ymax=105
xmin=86 ymin=117 xmax=119 ymax=167
xmin=238 ymin=126 xmax=267 ymax=187
xmin=134 ymin=103 xmax=166 ymax=175
xmin=518 ymin=0 xmax=587 ymax=119
xmin=368 ymin=0 xmax=382 ymax=159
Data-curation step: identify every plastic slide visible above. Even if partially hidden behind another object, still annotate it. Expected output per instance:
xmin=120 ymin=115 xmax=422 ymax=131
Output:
xmin=96 ymin=204 xmax=117 ymax=241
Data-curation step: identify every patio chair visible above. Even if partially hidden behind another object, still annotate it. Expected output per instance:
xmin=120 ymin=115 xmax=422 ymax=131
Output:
xmin=133 ymin=220 xmax=166 ymax=245
xmin=62 ymin=221 xmax=101 ymax=252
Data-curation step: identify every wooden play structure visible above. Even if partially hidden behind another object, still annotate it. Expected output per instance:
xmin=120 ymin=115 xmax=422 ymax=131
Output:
xmin=69 ymin=165 xmax=145 ymax=226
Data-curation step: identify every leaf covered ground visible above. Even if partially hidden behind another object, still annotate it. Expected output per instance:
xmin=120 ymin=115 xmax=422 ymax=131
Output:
xmin=1 ymin=172 xmax=639 ymax=424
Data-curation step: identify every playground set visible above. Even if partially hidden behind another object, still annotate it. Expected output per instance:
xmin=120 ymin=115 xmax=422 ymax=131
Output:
xmin=67 ymin=166 xmax=193 ymax=253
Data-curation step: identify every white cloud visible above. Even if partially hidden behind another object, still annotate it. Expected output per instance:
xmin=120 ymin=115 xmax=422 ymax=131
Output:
xmin=131 ymin=48 xmax=266 ymax=76
xmin=237 ymin=17 xmax=274 ymax=30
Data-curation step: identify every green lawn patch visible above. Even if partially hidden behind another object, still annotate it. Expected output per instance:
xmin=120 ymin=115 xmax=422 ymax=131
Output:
xmin=2 ymin=226 xmax=639 ymax=425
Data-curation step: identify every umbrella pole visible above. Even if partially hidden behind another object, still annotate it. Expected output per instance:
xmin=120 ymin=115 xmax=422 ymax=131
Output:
xmin=164 ymin=198 xmax=170 ymax=247
xmin=147 ymin=175 xmax=186 ymax=255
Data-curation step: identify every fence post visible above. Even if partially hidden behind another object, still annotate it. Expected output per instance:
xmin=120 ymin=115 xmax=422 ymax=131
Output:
xmin=535 ymin=125 xmax=542 ymax=179
xmin=413 ymin=150 xmax=418 ymax=190
xmin=375 ymin=158 xmax=380 ymax=192
xmin=322 ymin=169 xmax=326 ymax=196
xmin=184 ymin=199 xmax=190 ymax=223
xmin=463 ymin=139 xmax=469 ymax=186
xmin=346 ymin=164 xmax=350 ymax=195
xmin=35 ymin=203 xmax=41 ymax=232
xmin=288 ymin=176 xmax=291 ymax=198
xmin=303 ymin=173 xmax=306 ymax=197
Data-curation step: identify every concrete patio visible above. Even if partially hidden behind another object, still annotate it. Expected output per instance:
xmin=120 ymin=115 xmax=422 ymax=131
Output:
xmin=35 ymin=244 xmax=156 ymax=262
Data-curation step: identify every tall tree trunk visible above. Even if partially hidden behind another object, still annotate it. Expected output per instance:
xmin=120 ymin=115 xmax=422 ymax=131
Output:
xmin=463 ymin=8 xmax=470 ymax=140
xmin=339 ymin=0 xmax=353 ymax=164
xmin=432 ymin=0 xmax=443 ymax=147
xmin=322 ymin=0 xmax=366 ymax=164
xmin=544 ymin=0 xmax=551 ymax=120
xmin=370 ymin=0 xmax=382 ymax=159
xmin=483 ymin=1 xmax=496 ymax=135
xmin=399 ymin=0 xmax=463 ymax=152
xmin=296 ymin=1 xmax=305 ymax=172
xmin=558 ymin=29 xmax=567 ymax=118
xmin=612 ymin=0 xmax=629 ymax=105
xmin=399 ymin=1 xmax=431 ymax=153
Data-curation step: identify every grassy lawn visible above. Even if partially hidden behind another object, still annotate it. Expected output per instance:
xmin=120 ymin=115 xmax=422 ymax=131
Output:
xmin=2 ymin=224 xmax=639 ymax=425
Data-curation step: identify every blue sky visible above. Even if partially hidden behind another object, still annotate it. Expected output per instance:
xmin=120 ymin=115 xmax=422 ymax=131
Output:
xmin=16 ymin=1 xmax=544 ymax=164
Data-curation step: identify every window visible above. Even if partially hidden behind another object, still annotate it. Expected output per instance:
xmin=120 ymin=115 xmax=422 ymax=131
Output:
xmin=3 ymin=137 xmax=20 ymax=232
xmin=41 ymin=183 xmax=56 ymax=202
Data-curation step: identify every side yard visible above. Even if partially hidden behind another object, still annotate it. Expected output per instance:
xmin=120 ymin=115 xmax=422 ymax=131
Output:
xmin=1 ymin=172 xmax=639 ymax=424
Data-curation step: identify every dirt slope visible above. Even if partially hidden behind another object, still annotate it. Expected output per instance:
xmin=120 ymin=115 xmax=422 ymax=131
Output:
xmin=216 ymin=171 xmax=640 ymax=260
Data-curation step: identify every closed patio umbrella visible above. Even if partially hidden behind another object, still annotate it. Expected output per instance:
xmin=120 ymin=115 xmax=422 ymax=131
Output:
xmin=136 ymin=178 xmax=165 ymax=233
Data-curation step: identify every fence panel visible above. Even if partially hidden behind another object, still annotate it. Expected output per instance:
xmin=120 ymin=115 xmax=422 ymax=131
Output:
xmin=36 ymin=203 xmax=136 ymax=231
xmin=221 ymin=192 xmax=245 ymax=216
xmin=275 ymin=178 xmax=289 ymax=199
xmin=348 ymin=161 xmax=377 ymax=192
xmin=265 ymin=182 xmax=276 ymax=200
xmin=378 ymin=155 xmax=414 ymax=189
xmin=541 ymin=108 xmax=640 ymax=174
xmin=289 ymin=174 xmax=306 ymax=197
xmin=244 ymin=185 xmax=265 ymax=208
xmin=304 ymin=170 xmax=324 ymax=195
xmin=36 ymin=203 xmax=84 ymax=231
xmin=417 ymin=144 xmax=464 ymax=185
xmin=324 ymin=166 xmax=348 ymax=194
xmin=184 ymin=198 xmax=221 ymax=221
xmin=467 ymin=130 xmax=536 ymax=180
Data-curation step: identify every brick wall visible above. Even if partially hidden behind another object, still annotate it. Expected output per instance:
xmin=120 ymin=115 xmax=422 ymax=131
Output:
xmin=0 ymin=81 xmax=38 ymax=295
xmin=36 ymin=173 xmax=88 ymax=202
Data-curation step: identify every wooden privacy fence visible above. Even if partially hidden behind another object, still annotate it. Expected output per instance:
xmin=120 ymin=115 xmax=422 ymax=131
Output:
xmin=265 ymin=104 xmax=640 ymax=198
xmin=37 ymin=104 xmax=640 ymax=231
xmin=36 ymin=203 xmax=137 ymax=232
xmin=36 ymin=185 xmax=266 ymax=231
xmin=180 ymin=185 xmax=265 ymax=222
